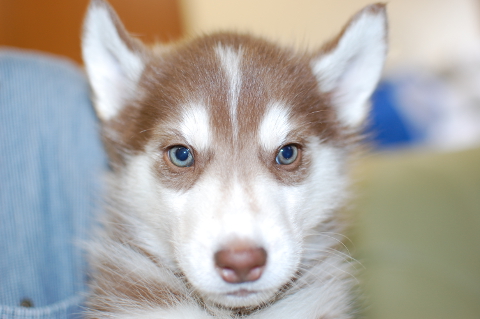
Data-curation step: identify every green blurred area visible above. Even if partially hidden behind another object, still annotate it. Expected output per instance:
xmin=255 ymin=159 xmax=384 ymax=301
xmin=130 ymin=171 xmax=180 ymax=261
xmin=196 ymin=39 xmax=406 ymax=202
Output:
xmin=350 ymin=147 xmax=480 ymax=319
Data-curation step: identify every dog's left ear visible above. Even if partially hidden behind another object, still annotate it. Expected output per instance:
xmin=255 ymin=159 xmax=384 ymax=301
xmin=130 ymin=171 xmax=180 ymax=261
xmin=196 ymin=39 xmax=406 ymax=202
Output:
xmin=82 ymin=0 xmax=147 ymax=121
xmin=311 ymin=4 xmax=387 ymax=129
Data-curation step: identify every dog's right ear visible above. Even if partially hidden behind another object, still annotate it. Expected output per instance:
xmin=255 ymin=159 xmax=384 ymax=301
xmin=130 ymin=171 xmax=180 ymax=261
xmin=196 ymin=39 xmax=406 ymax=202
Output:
xmin=82 ymin=0 xmax=146 ymax=121
xmin=311 ymin=4 xmax=387 ymax=130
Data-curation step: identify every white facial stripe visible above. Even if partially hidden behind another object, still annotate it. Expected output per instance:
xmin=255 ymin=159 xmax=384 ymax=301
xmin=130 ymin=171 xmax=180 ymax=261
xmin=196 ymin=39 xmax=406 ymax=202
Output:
xmin=218 ymin=179 xmax=257 ymax=239
xmin=259 ymin=102 xmax=292 ymax=150
xmin=215 ymin=45 xmax=242 ymax=137
xmin=179 ymin=104 xmax=211 ymax=151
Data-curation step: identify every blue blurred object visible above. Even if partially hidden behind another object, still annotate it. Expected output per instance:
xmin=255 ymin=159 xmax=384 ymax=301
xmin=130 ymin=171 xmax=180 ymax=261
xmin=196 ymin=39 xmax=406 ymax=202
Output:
xmin=366 ymin=81 xmax=415 ymax=149
xmin=0 ymin=49 xmax=106 ymax=319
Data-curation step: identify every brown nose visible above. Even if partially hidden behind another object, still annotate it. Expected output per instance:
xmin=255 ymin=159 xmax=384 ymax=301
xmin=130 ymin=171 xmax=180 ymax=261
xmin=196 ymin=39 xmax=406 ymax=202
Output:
xmin=214 ymin=242 xmax=267 ymax=283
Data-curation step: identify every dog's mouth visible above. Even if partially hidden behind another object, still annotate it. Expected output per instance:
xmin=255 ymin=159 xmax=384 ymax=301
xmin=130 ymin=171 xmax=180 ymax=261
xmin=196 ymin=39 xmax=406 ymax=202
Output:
xmin=226 ymin=289 xmax=258 ymax=297
xmin=202 ymin=287 xmax=272 ymax=308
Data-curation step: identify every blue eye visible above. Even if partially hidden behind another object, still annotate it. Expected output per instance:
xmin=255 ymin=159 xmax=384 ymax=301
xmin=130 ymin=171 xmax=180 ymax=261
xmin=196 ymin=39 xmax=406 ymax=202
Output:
xmin=276 ymin=144 xmax=298 ymax=165
xmin=168 ymin=146 xmax=194 ymax=167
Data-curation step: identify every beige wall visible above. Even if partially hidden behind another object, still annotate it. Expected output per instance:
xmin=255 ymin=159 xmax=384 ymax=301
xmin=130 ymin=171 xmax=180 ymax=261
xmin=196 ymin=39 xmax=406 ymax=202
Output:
xmin=180 ymin=0 xmax=480 ymax=69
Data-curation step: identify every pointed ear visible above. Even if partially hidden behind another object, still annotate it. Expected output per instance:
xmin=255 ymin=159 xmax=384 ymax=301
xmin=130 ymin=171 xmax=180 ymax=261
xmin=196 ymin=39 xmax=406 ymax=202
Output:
xmin=311 ymin=4 xmax=388 ymax=129
xmin=82 ymin=0 xmax=146 ymax=121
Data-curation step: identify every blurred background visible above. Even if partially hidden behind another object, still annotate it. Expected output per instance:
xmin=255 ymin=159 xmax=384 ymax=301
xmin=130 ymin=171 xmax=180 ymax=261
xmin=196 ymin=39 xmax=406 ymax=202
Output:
xmin=1 ymin=0 xmax=479 ymax=318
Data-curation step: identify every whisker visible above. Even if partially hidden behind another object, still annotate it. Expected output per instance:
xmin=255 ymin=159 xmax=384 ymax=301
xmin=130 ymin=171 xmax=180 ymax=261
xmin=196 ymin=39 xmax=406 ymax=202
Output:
xmin=305 ymin=232 xmax=354 ymax=257
xmin=302 ymin=247 xmax=365 ymax=269
xmin=298 ymin=261 xmax=359 ymax=284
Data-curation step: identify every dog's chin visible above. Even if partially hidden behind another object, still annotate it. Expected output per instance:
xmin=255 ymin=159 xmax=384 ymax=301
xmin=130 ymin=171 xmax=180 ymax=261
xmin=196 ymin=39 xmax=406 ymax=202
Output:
xmin=202 ymin=288 xmax=276 ymax=308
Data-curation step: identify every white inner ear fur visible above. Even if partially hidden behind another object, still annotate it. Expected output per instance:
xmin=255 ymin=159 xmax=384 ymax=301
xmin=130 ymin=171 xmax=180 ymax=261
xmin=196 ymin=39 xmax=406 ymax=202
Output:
xmin=311 ymin=5 xmax=387 ymax=128
xmin=82 ymin=1 xmax=145 ymax=121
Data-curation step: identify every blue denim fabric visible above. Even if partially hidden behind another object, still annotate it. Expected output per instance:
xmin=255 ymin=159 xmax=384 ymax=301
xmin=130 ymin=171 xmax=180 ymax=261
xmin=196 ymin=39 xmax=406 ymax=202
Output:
xmin=0 ymin=49 xmax=106 ymax=318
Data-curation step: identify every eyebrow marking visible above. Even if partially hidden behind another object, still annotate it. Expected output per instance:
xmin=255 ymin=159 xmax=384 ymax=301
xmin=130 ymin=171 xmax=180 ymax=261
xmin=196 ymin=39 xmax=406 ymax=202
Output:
xmin=259 ymin=101 xmax=292 ymax=150
xmin=179 ymin=103 xmax=211 ymax=151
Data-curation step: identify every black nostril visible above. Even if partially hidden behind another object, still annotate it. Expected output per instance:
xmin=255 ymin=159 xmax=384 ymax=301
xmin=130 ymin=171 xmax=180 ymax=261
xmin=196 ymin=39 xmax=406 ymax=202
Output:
xmin=215 ymin=242 xmax=267 ymax=283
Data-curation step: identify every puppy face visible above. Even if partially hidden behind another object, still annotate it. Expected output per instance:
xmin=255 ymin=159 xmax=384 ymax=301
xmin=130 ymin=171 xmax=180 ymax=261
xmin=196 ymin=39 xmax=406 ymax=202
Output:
xmin=83 ymin=0 xmax=387 ymax=308
xmin=116 ymin=36 xmax=350 ymax=306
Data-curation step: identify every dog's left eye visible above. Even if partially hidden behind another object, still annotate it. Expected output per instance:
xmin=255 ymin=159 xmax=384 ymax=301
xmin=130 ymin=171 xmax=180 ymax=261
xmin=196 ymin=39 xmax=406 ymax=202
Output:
xmin=276 ymin=144 xmax=298 ymax=165
xmin=168 ymin=146 xmax=194 ymax=167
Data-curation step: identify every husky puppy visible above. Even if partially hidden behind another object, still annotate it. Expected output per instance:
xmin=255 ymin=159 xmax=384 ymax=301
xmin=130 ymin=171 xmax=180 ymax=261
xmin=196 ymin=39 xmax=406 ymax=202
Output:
xmin=82 ymin=1 xmax=387 ymax=318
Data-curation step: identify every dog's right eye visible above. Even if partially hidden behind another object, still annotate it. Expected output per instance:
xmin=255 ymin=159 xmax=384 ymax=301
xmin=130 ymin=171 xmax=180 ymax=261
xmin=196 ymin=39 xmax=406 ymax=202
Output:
xmin=276 ymin=144 xmax=298 ymax=165
xmin=168 ymin=146 xmax=194 ymax=167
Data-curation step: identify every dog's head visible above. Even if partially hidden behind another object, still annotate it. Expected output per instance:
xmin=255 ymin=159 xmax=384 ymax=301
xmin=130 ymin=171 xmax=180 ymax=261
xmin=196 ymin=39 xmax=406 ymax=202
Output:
xmin=82 ymin=0 xmax=387 ymax=308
